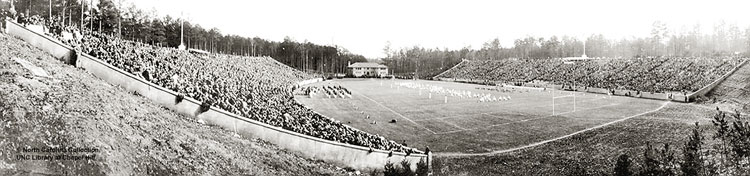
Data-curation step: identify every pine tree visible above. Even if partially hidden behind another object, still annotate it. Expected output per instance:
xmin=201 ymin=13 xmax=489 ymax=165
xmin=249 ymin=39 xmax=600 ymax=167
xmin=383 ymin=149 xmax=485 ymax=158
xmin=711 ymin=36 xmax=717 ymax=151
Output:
xmin=681 ymin=122 xmax=704 ymax=176
xmin=383 ymin=161 xmax=399 ymax=176
xmin=614 ymin=154 xmax=632 ymax=176
xmin=641 ymin=142 xmax=660 ymax=176
xmin=398 ymin=160 xmax=414 ymax=176
xmin=415 ymin=157 xmax=429 ymax=176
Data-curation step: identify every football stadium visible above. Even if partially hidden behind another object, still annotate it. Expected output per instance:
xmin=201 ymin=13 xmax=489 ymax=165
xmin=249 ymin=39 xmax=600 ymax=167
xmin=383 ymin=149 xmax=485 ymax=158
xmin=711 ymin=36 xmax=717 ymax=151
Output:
xmin=297 ymin=78 xmax=668 ymax=154
xmin=2 ymin=0 xmax=750 ymax=175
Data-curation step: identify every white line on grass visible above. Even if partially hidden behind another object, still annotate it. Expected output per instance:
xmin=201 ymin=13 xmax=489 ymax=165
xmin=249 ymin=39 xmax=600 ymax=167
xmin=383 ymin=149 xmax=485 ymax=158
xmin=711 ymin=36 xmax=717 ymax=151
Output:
xmin=435 ymin=102 xmax=620 ymax=135
xmin=440 ymin=118 xmax=469 ymax=131
xmin=434 ymin=101 xmax=670 ymax=157
xmin=416 ymin=96 xmax=609 ymax=122
xmin=354 ymin=92 xmax=438 ymax=134
xmin=480 ymin=112 xmax=514 ymax=121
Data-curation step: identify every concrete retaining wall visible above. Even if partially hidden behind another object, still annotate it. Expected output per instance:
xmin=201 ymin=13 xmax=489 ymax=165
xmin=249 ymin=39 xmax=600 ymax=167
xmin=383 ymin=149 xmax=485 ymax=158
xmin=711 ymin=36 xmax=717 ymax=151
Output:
xmin=297 ymin=78 xmax=323 ymax=86
xmin=432 ymin=59 xmax=467 ymax=79
xmin=6 ymin=19 xmax=428 ymax=171
xmin=688 ymin=59 xmax=749 ymax=101
xmin=5 ymin=20 xmax=76 ymax=65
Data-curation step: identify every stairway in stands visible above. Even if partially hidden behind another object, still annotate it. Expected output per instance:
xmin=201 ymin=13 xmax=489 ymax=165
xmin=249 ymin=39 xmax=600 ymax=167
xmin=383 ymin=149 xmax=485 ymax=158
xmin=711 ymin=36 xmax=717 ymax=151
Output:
xmin=706 ymin=61 xmax=750 ymax=111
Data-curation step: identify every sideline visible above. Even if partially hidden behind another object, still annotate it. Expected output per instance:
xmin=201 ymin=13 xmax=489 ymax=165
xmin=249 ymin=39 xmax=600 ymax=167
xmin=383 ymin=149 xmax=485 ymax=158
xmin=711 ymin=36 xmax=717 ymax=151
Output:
xmin=434 ymin=101 xmax=670 ymax=157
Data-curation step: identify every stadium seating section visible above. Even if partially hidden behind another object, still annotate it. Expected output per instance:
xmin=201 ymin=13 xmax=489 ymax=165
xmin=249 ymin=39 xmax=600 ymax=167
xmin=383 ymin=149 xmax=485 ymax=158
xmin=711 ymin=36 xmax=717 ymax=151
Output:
xmin=40 ymin=21 xmax=414 ymax=153
xmin=437 ymin=57 xmax=744 ymax=93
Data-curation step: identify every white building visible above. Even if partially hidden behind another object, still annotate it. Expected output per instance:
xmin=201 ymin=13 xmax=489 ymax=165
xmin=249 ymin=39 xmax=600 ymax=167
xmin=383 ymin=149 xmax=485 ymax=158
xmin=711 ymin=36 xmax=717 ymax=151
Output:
xmin=347 ymin=62 xmax=388 ymax=77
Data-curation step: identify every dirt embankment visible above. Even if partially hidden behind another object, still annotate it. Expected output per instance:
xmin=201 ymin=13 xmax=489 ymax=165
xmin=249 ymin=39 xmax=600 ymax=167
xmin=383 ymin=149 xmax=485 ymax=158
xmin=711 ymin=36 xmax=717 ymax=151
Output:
xmin=0 ymin=33 xmax=349 ymax=175
xmin=705 ymin=60 xmax=750 ymax=112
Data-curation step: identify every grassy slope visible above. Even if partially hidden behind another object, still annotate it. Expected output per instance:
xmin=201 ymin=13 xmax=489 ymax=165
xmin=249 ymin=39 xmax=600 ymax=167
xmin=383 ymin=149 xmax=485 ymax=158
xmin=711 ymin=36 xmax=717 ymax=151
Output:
xmin=0 ymin=33 xmax=347 ymax=175
xmin=705 ymin=60 xmax=750 ymax=112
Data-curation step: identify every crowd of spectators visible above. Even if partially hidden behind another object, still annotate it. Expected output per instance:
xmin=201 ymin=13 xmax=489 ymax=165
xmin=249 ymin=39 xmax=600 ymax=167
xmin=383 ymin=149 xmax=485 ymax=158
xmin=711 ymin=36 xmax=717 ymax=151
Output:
xmin=397 ymin=82 xmax=513 ymax=101
xmin=47 ymin=25 xmax=415 ymax=153
xmin=9 ymin=14 xmax=71 ymax=40
xmin=438 ymin=57 xmax=744 ymax=94
xmin=14 ymin=14 xmax=46 ymax=26
xmin=299 ymin=85 xmax=352 ymax=99
xmin=0 ymin=9 xmax=13 ymax=30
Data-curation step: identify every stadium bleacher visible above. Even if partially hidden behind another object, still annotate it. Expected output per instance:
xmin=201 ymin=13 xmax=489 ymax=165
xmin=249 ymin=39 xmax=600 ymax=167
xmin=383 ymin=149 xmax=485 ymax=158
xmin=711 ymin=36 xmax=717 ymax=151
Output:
xmin=33 ymin=17 xmax=415 ymax=153
xmin=437 ymin=57 xmax=744 ymax=94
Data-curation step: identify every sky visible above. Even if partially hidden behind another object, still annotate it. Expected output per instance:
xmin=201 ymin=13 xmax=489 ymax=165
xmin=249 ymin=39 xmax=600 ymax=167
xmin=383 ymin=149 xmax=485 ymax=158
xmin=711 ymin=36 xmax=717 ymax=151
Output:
xmin=129 ymin=0 xmax=750 ymax=59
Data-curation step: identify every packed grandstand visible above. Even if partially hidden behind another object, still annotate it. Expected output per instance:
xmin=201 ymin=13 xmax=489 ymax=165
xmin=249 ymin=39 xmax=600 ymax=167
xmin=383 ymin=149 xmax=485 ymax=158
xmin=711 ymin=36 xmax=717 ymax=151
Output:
xmin=11 ymin=16 xmax=418 ymax=154
xmin=436 ymin=57 xmax=745 ymax=94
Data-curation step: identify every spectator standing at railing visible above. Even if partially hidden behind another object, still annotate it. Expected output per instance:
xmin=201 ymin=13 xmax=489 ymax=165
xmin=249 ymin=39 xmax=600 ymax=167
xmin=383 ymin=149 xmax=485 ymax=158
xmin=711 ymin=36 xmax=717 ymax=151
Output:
xmin=0 ymin=9 xmax=6 ymax=31
xmin=17 ymin=13 xmax=26 ymax=26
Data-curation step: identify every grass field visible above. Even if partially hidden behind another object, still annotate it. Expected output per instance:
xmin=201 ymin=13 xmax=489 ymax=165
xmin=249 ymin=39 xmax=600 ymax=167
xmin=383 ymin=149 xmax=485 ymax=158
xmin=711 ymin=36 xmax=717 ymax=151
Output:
xmin=296 ymin=78 xmax=666 ymax=154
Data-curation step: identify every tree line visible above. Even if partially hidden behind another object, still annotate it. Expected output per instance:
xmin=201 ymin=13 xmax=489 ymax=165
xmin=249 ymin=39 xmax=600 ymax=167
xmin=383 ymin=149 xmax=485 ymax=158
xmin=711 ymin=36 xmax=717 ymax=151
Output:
xmin=6 ymin=0 xmax=366 ymax=74
xmin=384 ymin=21 xmax=750 ymax=78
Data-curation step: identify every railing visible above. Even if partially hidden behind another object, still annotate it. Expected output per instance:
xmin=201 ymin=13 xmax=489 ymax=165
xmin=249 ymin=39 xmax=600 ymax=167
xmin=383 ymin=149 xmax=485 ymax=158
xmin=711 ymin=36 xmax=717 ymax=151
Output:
xmin=432 ymin=59 xmax=467 ymax=80
xmin=687 ymin=59 xmax=749 ymax=101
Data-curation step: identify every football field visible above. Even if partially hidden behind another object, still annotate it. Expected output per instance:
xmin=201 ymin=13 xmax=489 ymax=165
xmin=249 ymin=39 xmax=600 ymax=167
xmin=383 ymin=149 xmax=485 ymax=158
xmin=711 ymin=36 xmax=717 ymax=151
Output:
xmin=296 ymin=78 xmax=666 ymax=154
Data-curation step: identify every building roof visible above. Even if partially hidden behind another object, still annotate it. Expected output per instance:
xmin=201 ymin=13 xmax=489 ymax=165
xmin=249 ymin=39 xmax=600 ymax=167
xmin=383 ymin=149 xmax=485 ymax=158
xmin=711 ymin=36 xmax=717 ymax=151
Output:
xmin=348 ymin=62 xmax=387 ymax=68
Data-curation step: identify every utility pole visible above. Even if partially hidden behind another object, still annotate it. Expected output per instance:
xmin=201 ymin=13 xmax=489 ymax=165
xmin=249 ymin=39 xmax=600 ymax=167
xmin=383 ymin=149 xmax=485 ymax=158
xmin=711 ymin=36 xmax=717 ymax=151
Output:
xmin=178 ymin=12 xmax=185 ymax=50
xmin=9 ymin=0 xmax=15 ymax=17
xmin=582 ymin=40 xmax=587 ymax=58
xmin=80 ymin=0 xmax=84 ymax=29
xmin=61 ymin=0 xmax=65 ymax=25
xmin=68 ymin=2 xmax=71 ymax=26
xmin=89 ymin=0 xmax=93 ymax=31
xmin=117 ymin=0 xmax=122 ymax=38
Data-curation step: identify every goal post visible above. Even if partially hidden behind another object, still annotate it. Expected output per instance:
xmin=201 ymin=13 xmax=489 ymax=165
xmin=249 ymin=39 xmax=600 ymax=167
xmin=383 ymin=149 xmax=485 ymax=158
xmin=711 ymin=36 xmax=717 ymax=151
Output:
xmin=552 ymin=93 xmax=576 ymax=116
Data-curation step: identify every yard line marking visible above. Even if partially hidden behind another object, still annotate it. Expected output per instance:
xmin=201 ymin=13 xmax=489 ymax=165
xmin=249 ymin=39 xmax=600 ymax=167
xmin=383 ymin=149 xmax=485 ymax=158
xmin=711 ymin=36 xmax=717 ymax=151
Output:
xmin=438 ymin=129 xmax=465 ymax=134
xmin=354 ymin=92 xmax=438 ymax=134
xmin=435 ymin=102 xmax=621 ymax=135
xmin=434 ymin=101 xmax=670 ymax=157
xmin=416 ymin=96 xmax=608 ymax=122
xmin=480 ymin=113 xmax=513 ymax=121
xmin=440 ymin=118 xmax=468 ymax=131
